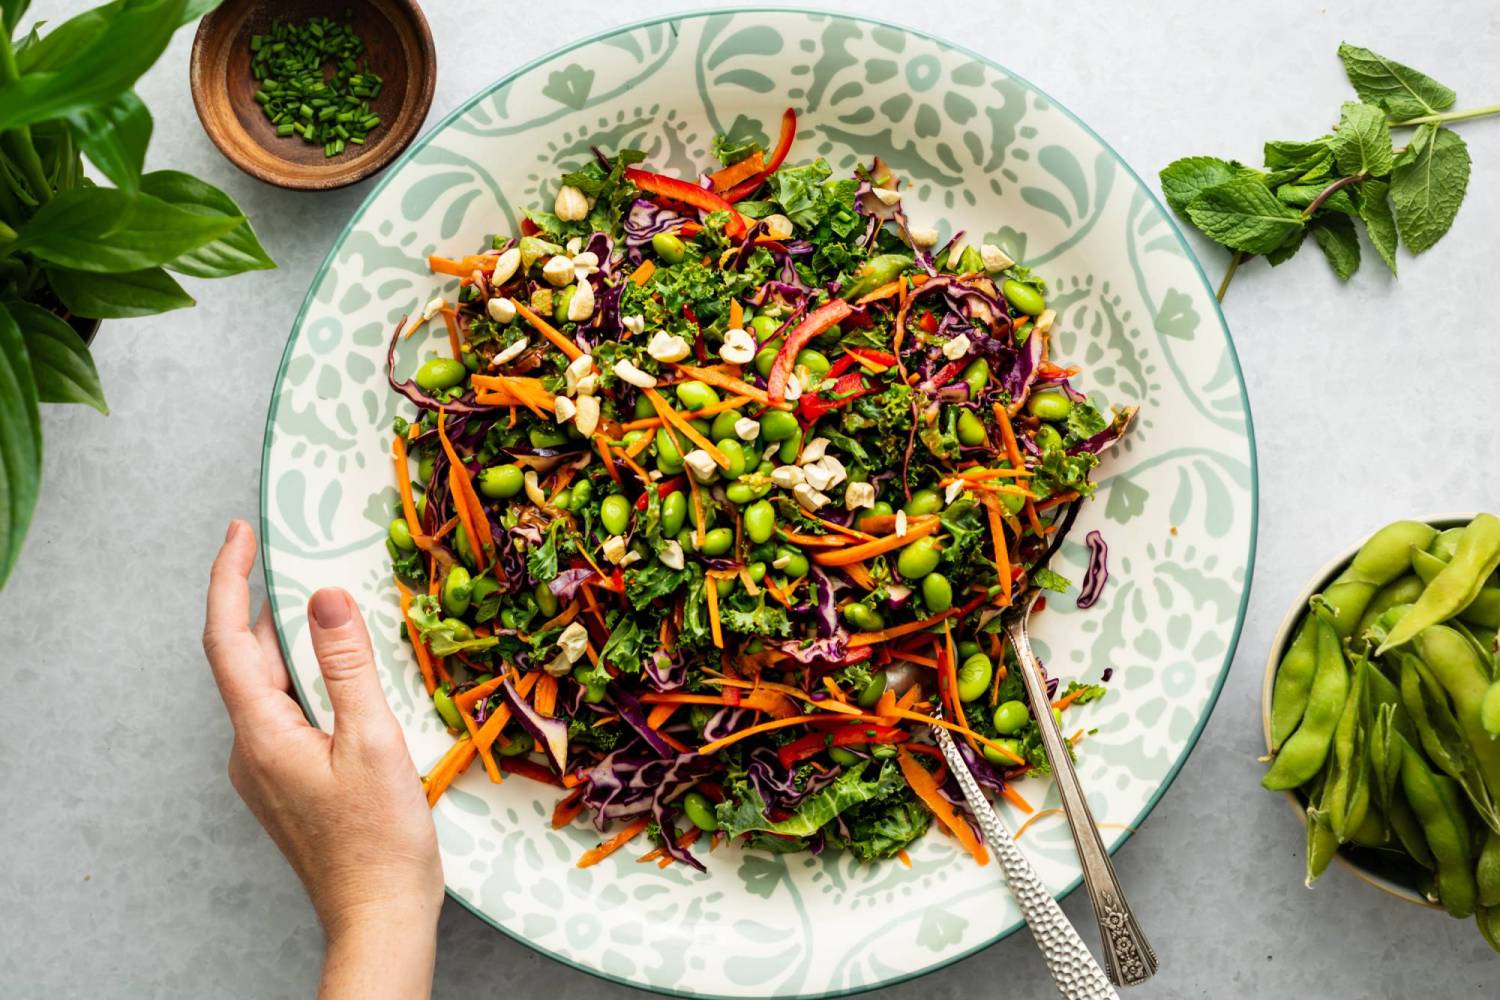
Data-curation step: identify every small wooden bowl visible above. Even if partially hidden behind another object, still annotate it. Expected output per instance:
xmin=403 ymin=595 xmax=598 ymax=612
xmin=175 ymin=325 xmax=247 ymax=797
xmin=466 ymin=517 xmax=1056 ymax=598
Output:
xmin=190 ymin=0 xmax=436 ymax=190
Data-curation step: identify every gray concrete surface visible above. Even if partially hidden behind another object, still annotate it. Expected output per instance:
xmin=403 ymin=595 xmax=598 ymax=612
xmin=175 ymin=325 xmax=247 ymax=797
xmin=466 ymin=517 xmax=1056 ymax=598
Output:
xmin=2 ymin=1 xmax=1498 ymax=996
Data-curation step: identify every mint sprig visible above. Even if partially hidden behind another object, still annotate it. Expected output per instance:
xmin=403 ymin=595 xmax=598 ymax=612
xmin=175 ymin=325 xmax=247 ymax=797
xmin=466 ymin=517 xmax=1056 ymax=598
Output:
xmin=1161 ymin=43 xmax=1497 ymax=299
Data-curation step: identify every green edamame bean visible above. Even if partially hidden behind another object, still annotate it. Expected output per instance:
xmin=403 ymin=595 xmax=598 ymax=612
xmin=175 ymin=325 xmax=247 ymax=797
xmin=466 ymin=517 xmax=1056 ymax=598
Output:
xmin=415 ymin=357 xmax=467 ymax=391
xmin=776 ymin=546 xmax=810 ymax=579
xmin=956 ymin=653 xmax=992 ymax=703
xmin=1356 ymin=574 xmax=1427 ymax=637
xmin=600 ymin=494 xmax=632 ymax=535
xmin=842 ymin=602 xmax=885 ymax=631
xmin=1269 ymin=617 xmax=1319 ymax=752
xmin=1263 ymin=612 xmax=1349 ymax=790
xmin=747 ymin=562 xmax=767 ymax=584
xmin=983 ymin=737 xmax=1024 ymax=768
xmin=865 ymin=501 xmax=894 ymax=523
xmin=634 ymin=394 xmax=657 ymax=419
xmin=1026 ymin=389 xmax=1073 ymax=422
xmin=441 ymin=617 xmax=473 ymax=642
xmin=992 ymin=699 xmax=1028 ymax=735
xmin=896 ymin=536 xmax=941 ymax=580
xmin=957 ymin=641 xmax=981 ymax=662
xmin=661 ymin=491 xmax=687 ymax=536
xmin=750 ymin=314 xmax=782 ymax=341
xmin=1001 ymin=279 xmax=1046 ymax=317
xmin=1401 ymin=743 xmax=1478 ymax=918
xmin=389 ymin=518 xmax=415 ymax=551
xmin=682 ymin=791 xmax=719 ymax=832
xmin=961 ymin=357 xmax=990 ymax=395
xmin=1034 ymin=424 xmax=1063 ymax=453
xmin=553 ymin=285 xmax=576 ymax=322
xmin=677 ymin=527 xmax=697 ymax=554
xmin=744 ymin=500 xmax=776 ymax=544
xmin=842 ymin=253 xmax=912 ymax=301
xmin=922 ymin=572 xmax=953 ymax=613
xmin=759 ymin=408 xmax=799 ymax=442
xmin=675 ymin=380 xmax=719 ymax=411
xmin=956 ymin=410 xmax=988 ymax=446
xmin=717 ymin=439 xmax=748 ymax=479
xmin=725 ymin=482 xmax=756 ymax=505
xmin=716 ymin=576 xmax=735 ymax=598
xmin=754 ymin=344 xmax=780 ymax=378
xmin=701 ymin=527 xmax=734 ymax=557
xmin=529 ymin=425 xmax=569 ymax=449
xmin=711 ymin=410 xmax=741 ymax=442
xmin=551 ymin=487 xmax=574 ymax=512
xmin=477 ymin=464 xmax=524 ymax=499
xmin=1381 ymin=515 xmax=1500 ymax=653
xmin=902 ymin=489 xmax=943 ymax=517
xmin=828 ymin=746 xmax=861 ymax=766
xmin=454 ymin=523 xmax=474 ymax=566
xmin=499 ymin=732 xmax=535 ymax=756
xmin=795 ymin=349 xmax=830 ymax=378
xmin=652 ymin=231 xmax=687 ymax=264
xmin=857 ymin=672 xmax=887 ymax=708
xmin=433 ymin=685 xmax=463 ymax=731
xmin=534 ymin=581 xmax=559 ymax=618
xmin=655 ymin=427 xmax=685 ymax=473
xmin=416 ymin=451 xmax=435 ymax=485
xmin=442 ymin=566 xmax=472 ymax=616
xmin=999 ymin=490 xmax=1024 ymax=517
xmin=777 ymin=429 xmax=803 ymax=464
xmin=1322 ymin=519 xmax=1440 ymax=638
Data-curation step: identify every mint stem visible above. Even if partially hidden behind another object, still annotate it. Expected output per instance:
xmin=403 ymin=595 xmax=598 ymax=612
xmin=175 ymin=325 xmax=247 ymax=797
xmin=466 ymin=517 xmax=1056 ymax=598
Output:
xmin=1302 ymin=173 xmax=1368 ymax=218
xmin=1389 ymin=102 xmax=1500 ymax=127
xmin=1216 ymin=251 xmax=1247 ymax=302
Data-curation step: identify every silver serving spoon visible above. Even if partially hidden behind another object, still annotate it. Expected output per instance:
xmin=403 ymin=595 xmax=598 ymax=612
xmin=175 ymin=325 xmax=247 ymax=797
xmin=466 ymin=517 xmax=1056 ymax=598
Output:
xmin=1004 ymin=589 xmax=1158 ymax=987
xmin=929 ymin=721 xmax=1119 ymax=1000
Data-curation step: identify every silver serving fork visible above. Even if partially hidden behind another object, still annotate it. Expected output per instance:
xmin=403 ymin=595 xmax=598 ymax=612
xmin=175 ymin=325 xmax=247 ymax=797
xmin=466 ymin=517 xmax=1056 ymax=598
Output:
xmin=1003 ymin=590 xmax=1158 ymax=987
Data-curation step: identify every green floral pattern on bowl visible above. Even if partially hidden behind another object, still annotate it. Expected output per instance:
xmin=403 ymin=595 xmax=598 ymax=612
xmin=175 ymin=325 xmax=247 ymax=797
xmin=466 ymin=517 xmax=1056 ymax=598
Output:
xmin=260 ymin=9 xmax=1257 ymax=998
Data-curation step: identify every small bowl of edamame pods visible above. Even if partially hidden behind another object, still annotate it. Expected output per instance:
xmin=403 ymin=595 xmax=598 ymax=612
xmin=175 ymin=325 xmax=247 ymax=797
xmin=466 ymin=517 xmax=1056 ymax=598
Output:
xmin=1261 ymin=512 xmax=1500 ymax=938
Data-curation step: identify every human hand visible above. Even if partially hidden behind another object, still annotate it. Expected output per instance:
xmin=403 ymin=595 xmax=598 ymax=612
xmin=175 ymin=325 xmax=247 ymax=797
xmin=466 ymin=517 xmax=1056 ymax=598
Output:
xmin=203 ymin=520 xmax=442 ymax=999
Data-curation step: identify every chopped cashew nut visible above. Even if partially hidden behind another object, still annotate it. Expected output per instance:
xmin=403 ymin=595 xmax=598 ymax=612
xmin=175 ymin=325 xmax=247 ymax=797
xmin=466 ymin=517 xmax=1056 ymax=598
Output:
xmin=486 ymin=296 xmax=517 ymax=324
xmin=871 ymin=187 xmax=901 ymax=206
xmin=573 ymin=373 xmax=599 ymax=397
xmin=490 ymin=247 xmax=521 ymax=285
xmin=772 ymin=553 xmax=792 ymax=570
xmin=557 ymin=621 xmax=590 ymax=662
xmin=554 ymin=396 xmax=577 ymax=423
xmin=571 ymin=251 xmax=600 ymax=276
xmin=895 ymin=510 xmax=909 ymax=538
xmin=683 ymin=449 xmax=718 ymax=483
xmin=1035 ymin=309 xmax=1056 ymax=335
xmin=523 ymin=470 xmax=547 ymax=506
xmin=818 ymin=455 xmax=846 ymax=487
xmin=613 ymin=359 xmax=657 ymax=388
xmin=420 ymin=296 xmax=444 ymax=323
xmin=720 ymin=327 xmax=756 ymax=365
xmin=567 ymin=279 xmax=595 ymax=321
xmin=658 ymin=539 xmax=685 ymax=570
xmin=554 ymin=185 xmax=589 ymax=222
xmin=980 ymin=243 xmax=1015 ymax=272
xmin=565 ymin=237 xmax=583 ymax=256
xmin=793 ymin=482 xmax=829 ymax=511
xmin=845 ymin=481 xmax=875 ymax=510
xmin=908 ymin=227 xmax=938 ymax=249
xmin=941 ymin=333 xmax=972 ymax=361
xmin=541 ymin=255 xmax=576 ymax=287
xmin=762 ymin=214 xmax=794 ymax=239
xmin=543 ymin=650 xmax=573 ymax=677
xmin=783 ymin=374 xmax=803 ymax=402
xmin=734 ymin=417 xmax=760 ymax=441
xmin=601 ymin=535 xmax=627 ymax=564
xmin=646 ymin=331 xmax=692 ymax=363
xmin=492 ymin=336 xmax=528 ymax=365
xmin=573 ymin=394 xmax=600 ymax=437
xmin=803 ymin=463 xmax=834 ymax=492
xmin=945 ymin=479 xmax=965 ymax=505
xmin=770 ymin=465 xmax=805 ymax=489
xmin=799 ymin=437 xmax=829 ymax=464
xmin=564 ymin=354 xmax=594 ymax=391
xmin=622 ymin=314 xmax=646 ymax=336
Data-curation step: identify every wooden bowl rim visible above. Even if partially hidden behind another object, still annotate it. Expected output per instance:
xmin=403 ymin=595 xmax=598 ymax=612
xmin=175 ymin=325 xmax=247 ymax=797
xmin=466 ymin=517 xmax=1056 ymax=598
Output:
xmin=188 ymin=0 xmax=436 ymax=191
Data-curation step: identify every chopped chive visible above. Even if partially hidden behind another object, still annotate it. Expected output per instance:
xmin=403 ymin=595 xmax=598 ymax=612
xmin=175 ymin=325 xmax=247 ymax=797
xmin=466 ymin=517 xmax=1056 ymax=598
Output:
xmin=246 ymin=15 xmax=385 ymax=154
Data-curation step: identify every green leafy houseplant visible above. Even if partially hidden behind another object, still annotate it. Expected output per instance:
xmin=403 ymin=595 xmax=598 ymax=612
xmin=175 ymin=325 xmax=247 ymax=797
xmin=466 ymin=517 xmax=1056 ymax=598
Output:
xmin=0 ymin=0 xmax=272 ymax=589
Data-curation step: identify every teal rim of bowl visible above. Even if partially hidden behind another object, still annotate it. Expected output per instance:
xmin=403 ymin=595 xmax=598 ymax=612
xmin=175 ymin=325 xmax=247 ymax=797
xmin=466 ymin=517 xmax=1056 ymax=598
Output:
xmin=260 ymin=7 xmax=1260 ymax=998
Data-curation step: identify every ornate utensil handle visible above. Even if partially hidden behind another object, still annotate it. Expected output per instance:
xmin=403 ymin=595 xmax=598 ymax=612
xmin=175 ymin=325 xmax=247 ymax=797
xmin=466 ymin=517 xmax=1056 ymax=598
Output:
xmin=1006 ymin=610 xmax=1159 ymax=987
xmin=932 ymin=726 xmax=1118 ymax=1000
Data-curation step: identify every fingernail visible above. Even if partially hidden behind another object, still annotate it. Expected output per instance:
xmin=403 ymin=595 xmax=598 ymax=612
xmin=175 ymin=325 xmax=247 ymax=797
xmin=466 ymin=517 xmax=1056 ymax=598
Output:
xmin=310 ymin=589 xmax=351 ymax=629
xmin=225 ymin=519 xmax=241 ymax=542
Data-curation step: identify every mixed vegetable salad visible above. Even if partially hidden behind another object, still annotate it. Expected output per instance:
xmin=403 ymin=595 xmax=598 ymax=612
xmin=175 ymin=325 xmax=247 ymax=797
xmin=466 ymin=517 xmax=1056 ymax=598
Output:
xmin=384 ymin=109 xmax=1134 ymax=870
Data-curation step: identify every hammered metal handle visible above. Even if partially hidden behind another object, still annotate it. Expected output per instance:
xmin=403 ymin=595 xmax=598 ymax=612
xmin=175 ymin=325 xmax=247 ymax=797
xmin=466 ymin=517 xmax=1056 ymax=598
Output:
xmin=1006 ymin=605 xmax=1159 ymax=987
xmin=932 ymin=725 xmax=1118 ymax=1000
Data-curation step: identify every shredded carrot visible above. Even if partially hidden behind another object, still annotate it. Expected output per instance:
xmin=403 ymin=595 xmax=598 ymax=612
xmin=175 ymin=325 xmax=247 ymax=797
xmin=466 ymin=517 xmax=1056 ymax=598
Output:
xmin=594 ymin=434 xmax=623 ymax=486
xmin=703 ymin=678 xmax=843 ymax=716
xmin=454 ymin=674 xmax=506 ymax=713
xmin=800 ymin=510 xmax=878 ymax=542
xmin=644 ymin=388 xmax=729 ymax=469
xmin=897 ymin=748 xmax=989 ymax=865
xmin=670 ymin=362 xmax=789 ymax=410
xmin=391 ymin=436 xmax=433 ymax=547
xmin=513 ymin=300 xmax=584 ymax=360
xmin=687 ymin=472 xmax=706 ymax=546
xmin=848 ymin=598 xmax=966 ymax=647
xmin=577 ymin=817 xmax=651 ymax=868
xmin=983 ymin=493 xmax=1013 ymax=606
xmin=698 ymin=713 xmax=883 ymax=755
xmin=705 ymin=568 xmax=724 ymax=649
xmin=843 ymin=560 xmax=877 ymax=590
xmin=943 ymin=620 xmax=977 ymax=752
xmin=436 ymin=413 xmax=493 ymax=571
xmin=821 ymin=677 xmax=848 ymax=703
xmin=536 ymin=600 xmax=581 ymax=634
xmin=619 ymin=394 xmax=753 ymax=432
xmin=646 ymin=702 xmax=679 ymax=729
xmin=889 ymin=708 xmax=1026 ymax=765
xmin=552 ymin=788 xmax=587 ymax=829
xmin=1014 ymin=808 xmax=1064 ymax=841
xmin=629 ymin=259 xmax=656 ymax=287
xmin=729 ymin=299 xmax=743 ymax=330
xmin=811 ymin=516 xmax=940 ymax=567
xmin=533 ymin=674 xmax=558 ymax=717
xmin=708 ymin=149 xmax=767 ymax=191
xmin=992 ymin=402 xmax=1025 ymax=471
xmin=778 ymin=530 xmax=849 ymax=548
xmin=474 ymin=672 xmax=539 ymax=760
xmin=959 ymin=466 xmax=1034 ymax=480
xmin=891 ymin=649 xmax=940 ymax=668
xmin=896 ymin=848 xmax=912 ymax=868
xmin=397 ymin=585 xmax=437 ymax=695
xmin=854 ymin=278 xmax=905 ymax=305
xmin=1053 ymin=687 xmax=1089 ymax=712
xmin=423 ymin=737 xmax=477 ymax=807
xmin=441 ymin=307 xmax=462 ymax=359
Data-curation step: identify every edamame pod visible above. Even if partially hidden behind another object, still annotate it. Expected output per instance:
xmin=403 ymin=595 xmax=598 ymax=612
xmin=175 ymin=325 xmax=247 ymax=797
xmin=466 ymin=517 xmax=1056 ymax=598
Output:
xmin=1414 ymin=625 xmax=1500 ymax=820
xmin=1264 ymin=612 xmax=1348 ymax=790
xmin=1325 ymin=659 xmax=1371 ymax=842
xmin=1478 ymin=829 xmax=1500 ymax=907
xmin=1398 ymin=653 xmax=1500 ymax=833
xmin=1379 ymin=514 xmax=1500 ymax=653
xmin=1402 ymin=748 xmax=1478 ymax=918
xmin=1304 ymin=786 xmax=1340 ymax=886
xmin=1355 ymin=574 xmax=1426 ymax=637
xmin=1321 ymin=520 xmax=1438 ymax=638
xmin=1270 ymin=616 xmax=1319 ymax=751
xmin=1411 ymin=546 xmax=1500 ymax=630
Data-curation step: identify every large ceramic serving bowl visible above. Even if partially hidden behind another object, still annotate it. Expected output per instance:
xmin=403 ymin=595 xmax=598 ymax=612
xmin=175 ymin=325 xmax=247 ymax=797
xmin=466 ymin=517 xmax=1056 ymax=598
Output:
xmin=261 ymin=9 xmax=1257 ymax=997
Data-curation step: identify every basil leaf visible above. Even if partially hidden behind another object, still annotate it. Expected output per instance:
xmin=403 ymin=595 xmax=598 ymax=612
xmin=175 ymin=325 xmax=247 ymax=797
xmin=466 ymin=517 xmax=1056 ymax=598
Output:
xmin=8 ymin=301 xmax=106 ymax=412
xmin=45 ymin=266 xmax=194 ymax=318
xmin=1390 ymin=125 xmax=1470 ymax=254
xmin=1331 ymin=101 xmax=1393 ymax=178
xmin=1311 ymin=214 xmax=1361 ymax=281
xmin=1357 ymin=179 xmax=1399 ymax=274
xmin=1337 ymin=43 xmax=1455 ymax=122
xmin=139 ymin=170 xmax=276 ymax=277
xmin=0 ymin=0 xmax=190 ymax=130
xmin=1158 ymin=155 xmax=1238 ymax=217
xmin=16 ymin=187 xmax=242 ymax=273
xmin=1185 ymin=176 xmax=1306 ymax=254
xmin=0 ymin=303 xmax=43 ymax=590
xmin=66 ymin=91 xmax=153 ymax=192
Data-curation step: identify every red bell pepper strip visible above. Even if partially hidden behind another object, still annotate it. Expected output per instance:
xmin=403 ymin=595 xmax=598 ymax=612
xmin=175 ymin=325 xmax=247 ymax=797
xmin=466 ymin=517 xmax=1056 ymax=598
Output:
xmin=519 ymin=217 xmax=541 ymax=237
xmin=776 ymin=722 xmax=909 ymax=769
xmin=846 ymin=346 xmax=897 ymax=367
xmin=635 ymin=476 xmax=685 ymax=510
xmin=625 ymin=168 xmax=747 ymax=236
xmin=723 ymin=108 xmax=798 ymax=203
xmin=798 ymin=371 xmax=869 ymax=423
xmin=767 ymin=299 xmax=853 ymax=403
xmin=918 ymin=311 xmax=938 ymax=335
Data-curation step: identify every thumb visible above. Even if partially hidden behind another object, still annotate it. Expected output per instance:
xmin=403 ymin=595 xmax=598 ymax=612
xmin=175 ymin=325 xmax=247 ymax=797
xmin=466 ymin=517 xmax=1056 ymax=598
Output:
xmin=308 ymin=588 xmax=397 ymax=742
